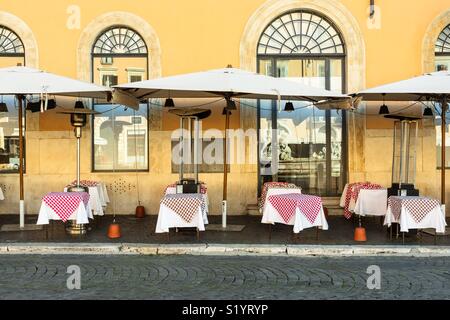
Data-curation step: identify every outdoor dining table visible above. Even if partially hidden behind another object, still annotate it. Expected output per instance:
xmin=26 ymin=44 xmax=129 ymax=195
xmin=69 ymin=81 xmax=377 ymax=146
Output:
xmin=64 ymin=180 xmax=109 ymax=216
xmin=354 ymin=188 xmax=388 ymax=217
xmin=262 ymin=193 xmax=328 ymax=234
xmin=164 ymin=182 xmax=209 ymax=215
xmin=259 ymin=181 xmax=298 ymax=213
xmin=385 ymin=196 xmax=447 ymax=239
xmin=36 ymin=192 xmax=92 ymax=226
xmin=155 ymin=193 xmax=209 ymax=237
xmin=341 ymin=182 xmax=383 ymax=219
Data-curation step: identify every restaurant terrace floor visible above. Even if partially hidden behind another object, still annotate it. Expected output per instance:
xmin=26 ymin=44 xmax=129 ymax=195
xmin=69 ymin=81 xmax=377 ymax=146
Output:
xmin=0 ymin=214 xmax=448 ymax=246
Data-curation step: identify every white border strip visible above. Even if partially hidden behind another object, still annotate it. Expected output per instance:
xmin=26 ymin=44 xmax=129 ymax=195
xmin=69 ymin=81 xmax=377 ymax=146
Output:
xmin=1 ymin=243 xmax=450 ymax=257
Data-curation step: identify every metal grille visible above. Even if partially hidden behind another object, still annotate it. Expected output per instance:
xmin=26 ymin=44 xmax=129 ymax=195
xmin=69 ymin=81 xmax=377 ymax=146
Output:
xmin=436 ymin=24 xmax=450 ymax=53
xmin=0 ymin=26 xmax=24 ymax=54
xmin=257 ymin=11 xmax=344 ymax=55
xmin=92 ymin=26 xmax=147 ymax=55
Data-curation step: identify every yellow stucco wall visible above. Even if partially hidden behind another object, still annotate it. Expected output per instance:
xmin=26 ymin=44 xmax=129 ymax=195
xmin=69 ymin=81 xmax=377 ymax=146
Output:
xmin=0 ymin=0 xmax=450 ymax=216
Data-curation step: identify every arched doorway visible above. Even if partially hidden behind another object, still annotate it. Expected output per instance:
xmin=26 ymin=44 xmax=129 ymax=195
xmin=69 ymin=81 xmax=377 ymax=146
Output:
xmin=257 ymin=10 xmax=347 ymax=196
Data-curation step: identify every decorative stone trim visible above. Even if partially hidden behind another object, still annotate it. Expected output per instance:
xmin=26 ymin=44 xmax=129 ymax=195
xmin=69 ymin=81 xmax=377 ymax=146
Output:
xmin=422 ymin=9 xmax=450 ymax=73
xmin=0 ymin=11 xmax=39 ymax=67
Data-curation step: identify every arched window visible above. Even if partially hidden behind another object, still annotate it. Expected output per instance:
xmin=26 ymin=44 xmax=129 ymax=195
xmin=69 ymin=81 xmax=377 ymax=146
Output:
xmin=0 ymin=25 xmax=25 ymax=174
xmin=257 ymin=11 xmax=344 ymax=55
xmin=257 ymin=10 xmax=347 ymax=197
xmin=91 ymin=26 xmax=149 ymax=172
xmin=93 ymin=27 xmax=147 ymax=55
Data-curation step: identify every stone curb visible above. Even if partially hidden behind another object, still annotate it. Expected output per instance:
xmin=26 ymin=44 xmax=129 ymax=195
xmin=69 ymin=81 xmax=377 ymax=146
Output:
xmin=1 ymin=243 xmax=450 ymax=257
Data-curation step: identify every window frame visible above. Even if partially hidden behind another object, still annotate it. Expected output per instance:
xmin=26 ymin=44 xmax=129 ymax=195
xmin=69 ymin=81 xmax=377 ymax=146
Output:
xmin=0 ymin=25 xmax=26 ymax=175
xmin=90 ymin=25 xmax=150 ymax=173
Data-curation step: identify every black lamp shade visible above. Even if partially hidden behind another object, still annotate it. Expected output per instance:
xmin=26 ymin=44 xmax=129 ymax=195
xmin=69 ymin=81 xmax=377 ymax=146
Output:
xmin=47 ymin=99 xmax=56 ymax=110
xmin=0 ymin=102 xmax=8 ymax=113
xmin=284 ymin=102 xmax=295 ymax=112
xmin=379 ymin=104 xmax=390 ymax=115
xmin=74 ymin=101 xmax=85 ymax=109
xmin=423 ymin=107 xmax=434 ymax=117
xmin=226 ymin=98 xmax=237 ymax=110
xmin=164 ymin=98 xmax=175 ymax=108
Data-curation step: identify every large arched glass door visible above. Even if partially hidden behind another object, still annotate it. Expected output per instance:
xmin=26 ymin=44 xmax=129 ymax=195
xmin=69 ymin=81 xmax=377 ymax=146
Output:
xmin=257 ymin=11 xmax=347 ymax=196
xmin=0 ymin=25 xmax=26 ymax=174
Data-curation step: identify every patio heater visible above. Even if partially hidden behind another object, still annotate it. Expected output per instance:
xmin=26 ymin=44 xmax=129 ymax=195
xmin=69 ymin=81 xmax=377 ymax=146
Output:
xmin=58 ymin=102 xmax=99 ymax=235
xmin=169 ymin=108 xmax=211 ymax=192
xmin=386 ymin=115 xmax=420 ymax=197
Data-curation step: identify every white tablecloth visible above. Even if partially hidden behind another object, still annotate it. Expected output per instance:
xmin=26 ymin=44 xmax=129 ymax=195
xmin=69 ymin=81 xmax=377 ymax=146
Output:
xmin=64 ymin=185 xmax=106 ymax=216
xmin=261 ymin=187 xmax=302 ymax=214
xmin=165 ymin=186 xmax=209 ymax=215
xmin=155 ymin=194 xmax=209 ymax=233
xmin=262 ymin=193 xmax=329 ymax=233
xmin=384 ymin=196 xmax=447 ymax=233
xmin=354 ymin=189 xmax=388 ymax=217
xmin=0 ymin=187 xmax=4 ymax=201
xmin=37 ymin=201 xmax=92 ymax=225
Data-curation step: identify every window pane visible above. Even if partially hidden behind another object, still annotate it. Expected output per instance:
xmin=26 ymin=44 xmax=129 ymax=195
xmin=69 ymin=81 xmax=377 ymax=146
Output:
xmin=277 ymin=102 xmax=328 ymax=195
xmin=0 ymin=95 xmax=23 ymax=173
xmin=435 ymin=57 xmax=450 ymax=168
xmin=330 ymin=59 xmax=343 ymax=93
xmin=436 ymin=56 xmax=450 ymax=72
xmin=93 ymin=104 xmax=148 ymax=171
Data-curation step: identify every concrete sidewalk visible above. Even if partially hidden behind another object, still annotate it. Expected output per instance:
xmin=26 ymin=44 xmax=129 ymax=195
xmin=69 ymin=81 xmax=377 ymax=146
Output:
xmin=1 ymin=242 xmax=450 ymax=257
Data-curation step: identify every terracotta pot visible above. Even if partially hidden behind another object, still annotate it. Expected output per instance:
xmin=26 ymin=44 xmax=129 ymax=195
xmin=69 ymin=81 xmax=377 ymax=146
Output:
xmin=354 ymin=227 xmax=367 ymax=242
xmin=135 ymin=205 xmax=146 ymax=219
xmin=108 ymin=223 xmax=121 ymax=239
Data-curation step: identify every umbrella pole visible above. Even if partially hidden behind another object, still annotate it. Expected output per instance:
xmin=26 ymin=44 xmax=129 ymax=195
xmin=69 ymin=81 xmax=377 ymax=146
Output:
xmin=222 ymin=110 xmax=230 ymax=228
xmin=17 ymin=95 xmax=25 ymax=229
xmin=442 ymin=96 xmax=447 ymax=206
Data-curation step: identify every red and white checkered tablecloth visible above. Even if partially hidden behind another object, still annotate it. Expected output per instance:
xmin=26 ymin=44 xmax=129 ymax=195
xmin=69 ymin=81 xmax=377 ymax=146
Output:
xmin=268 ymin=193 xmax=322 ymax=224
xmin=68 ymin=180 xmax=99 ymax=188
xmin=388 ymin=196 xmax=440 ymax=223
xmin=161 ymin=194 xmax=204 ymax=223
xmin=164 ymin=182 xmax=207 ymax=195
xmin=259 ymin=182 xmax=298 ymax=211
xmin=42 ymin=192 xmax=90 ymax=222
xmin=343 ymin=182 xmax=382 ymax=219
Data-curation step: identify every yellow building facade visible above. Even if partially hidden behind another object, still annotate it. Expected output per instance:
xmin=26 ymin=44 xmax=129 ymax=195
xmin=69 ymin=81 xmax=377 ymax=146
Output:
xmin=0 ymin=0 xmax=450 ymax=216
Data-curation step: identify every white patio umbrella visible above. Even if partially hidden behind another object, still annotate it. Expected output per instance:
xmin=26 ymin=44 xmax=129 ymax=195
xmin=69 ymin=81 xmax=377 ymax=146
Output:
xmin=356 ymin=71 xmax=450 ymax=206
xmin=0 ymin=66 xmax=112 ymax=229
xmin=115 ymin=66 xmax=351 ymax=228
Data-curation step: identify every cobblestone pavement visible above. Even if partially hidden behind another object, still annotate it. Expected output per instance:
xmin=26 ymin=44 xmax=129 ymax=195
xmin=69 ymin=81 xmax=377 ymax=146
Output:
xmin=0 ymin=255 xmax=449 ymax=300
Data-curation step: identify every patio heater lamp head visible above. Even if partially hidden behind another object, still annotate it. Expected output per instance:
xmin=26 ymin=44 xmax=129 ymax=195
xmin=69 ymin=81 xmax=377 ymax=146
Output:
xmin=284 ymin=102 xmax=295 ymax=112
xmin=70 ymin=101 xmax=88 ymax=129
xmin=164 ymin=98 xmax=175 ymax=108
xmin=423 ymin=106 xmax=434 ymax=117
